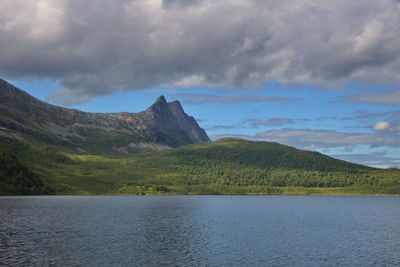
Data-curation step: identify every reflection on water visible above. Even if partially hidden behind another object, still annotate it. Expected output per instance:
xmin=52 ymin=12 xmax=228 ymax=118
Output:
xmin=0 ymin=195 xmax=400 ymax=266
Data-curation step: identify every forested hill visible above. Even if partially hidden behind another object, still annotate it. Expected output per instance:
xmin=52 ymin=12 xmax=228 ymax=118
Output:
xmin=1 ymin=136 xmax=399 ymax=195
xmin=167 ymin=138 xmax=371 ymax=172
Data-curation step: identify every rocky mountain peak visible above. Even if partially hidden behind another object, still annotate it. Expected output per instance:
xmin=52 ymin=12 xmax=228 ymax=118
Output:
xmin=156 ymin=95 xmax=167 ymax=103
xmin=0 ymin=80 xmax=210 ymax=153
xmin=146 ymin=95 xmax=168 ymax=114
xmin=167 ymin=100 xmax=184 ymax=115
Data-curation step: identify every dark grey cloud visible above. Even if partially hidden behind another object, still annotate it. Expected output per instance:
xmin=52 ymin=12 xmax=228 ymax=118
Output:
xmin=163 ymin=0 xmax=201 ymax=8
xmin=1 ymin=0 xmax=400 ymax=104
xmin=172 ymin=93 xmax=298 ymax=104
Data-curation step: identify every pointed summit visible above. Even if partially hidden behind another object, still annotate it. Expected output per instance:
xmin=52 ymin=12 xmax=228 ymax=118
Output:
xmin=155 ymin=95 xmax=167 ymax=103
xmin=146 ymin=95 xmax=168 ymax=113
xmin=142 ymin=95 xmax=210 ymax=145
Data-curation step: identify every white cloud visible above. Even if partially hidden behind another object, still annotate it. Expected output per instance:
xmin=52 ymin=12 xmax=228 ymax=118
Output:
xmin=173 ymin=75 xmax=207 ymax=88
xmin=373 ymin=121 xmax=390 ymax=131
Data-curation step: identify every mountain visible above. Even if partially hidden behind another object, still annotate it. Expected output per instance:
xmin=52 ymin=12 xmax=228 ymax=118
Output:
xmin=0 ymin=79 xmax=210 ymax=154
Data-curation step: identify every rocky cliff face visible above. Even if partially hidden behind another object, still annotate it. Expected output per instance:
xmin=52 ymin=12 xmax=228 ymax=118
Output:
xmin=0 ymin=79 xmax=210 ymax=153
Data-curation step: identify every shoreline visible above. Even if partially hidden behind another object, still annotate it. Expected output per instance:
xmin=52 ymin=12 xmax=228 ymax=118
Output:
xmin=2 ymin=184 xmax=400 ymax=197
xmin=1 ymin=192 xmax=399 ymax=197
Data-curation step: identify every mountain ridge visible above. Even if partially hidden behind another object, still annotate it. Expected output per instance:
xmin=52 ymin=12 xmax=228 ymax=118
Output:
xmin=0 ymin=79 xmax=210 ymax=153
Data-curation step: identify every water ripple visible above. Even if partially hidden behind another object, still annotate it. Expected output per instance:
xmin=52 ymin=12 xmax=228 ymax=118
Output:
xmin=0 ymin=195 xmax=399 ymax=266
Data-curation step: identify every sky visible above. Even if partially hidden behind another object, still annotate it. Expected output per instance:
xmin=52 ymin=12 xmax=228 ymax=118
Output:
xmin=1 ymin=0 xmax=400 ymax=168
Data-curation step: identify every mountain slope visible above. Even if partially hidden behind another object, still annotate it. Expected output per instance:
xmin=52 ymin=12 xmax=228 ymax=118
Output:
xmin=2 ymin=135 xmax=399 ymax=195
xmin=0 ymin=146 xmax=46 ymax=195
xmin=0 ymin=79 xmax=209 ymax=153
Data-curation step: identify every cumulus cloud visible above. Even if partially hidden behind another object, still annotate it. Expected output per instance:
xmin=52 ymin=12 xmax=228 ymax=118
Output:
xmin=370 ymin=119 xmax=400 ymax=133
xmin=1 ymin=0 xmax=400 ymax=104
xmin=337 ymin=110 xmax=400 ymax=133
xmin=373 ymin=121 xmax=390 ymax=131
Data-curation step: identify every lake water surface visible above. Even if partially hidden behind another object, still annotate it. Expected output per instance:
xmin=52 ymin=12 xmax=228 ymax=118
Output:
xmin=0 ymin=195 xmax=399 ymax=266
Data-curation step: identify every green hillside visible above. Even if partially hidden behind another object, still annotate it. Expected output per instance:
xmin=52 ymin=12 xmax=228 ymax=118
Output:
xmin=0 ymin=137 xmax=399 ymax=195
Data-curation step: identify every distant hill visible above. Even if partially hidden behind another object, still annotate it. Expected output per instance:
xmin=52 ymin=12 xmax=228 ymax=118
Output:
xmin=1 ymin=135 xmax=399 ymax=195
xmin=168 ymin=138 xmax=372 ymax=172
xmin=0 ymin=79 xmax=209 ymax=154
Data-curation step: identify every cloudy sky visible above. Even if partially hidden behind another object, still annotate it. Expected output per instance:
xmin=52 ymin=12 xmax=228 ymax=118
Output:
xmin=1 ymin=0 xmax=400 ymax=167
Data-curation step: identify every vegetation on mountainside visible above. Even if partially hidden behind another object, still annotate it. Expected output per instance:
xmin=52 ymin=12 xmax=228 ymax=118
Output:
xmin=0 ymin=137 xmax=399 ymax=195
xmin=0 ymin=146 xmax=49 ymax=195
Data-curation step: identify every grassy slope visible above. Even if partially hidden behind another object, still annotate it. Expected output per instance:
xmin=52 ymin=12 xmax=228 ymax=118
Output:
xmin=0 ymin=137 xmax=399 ymax=195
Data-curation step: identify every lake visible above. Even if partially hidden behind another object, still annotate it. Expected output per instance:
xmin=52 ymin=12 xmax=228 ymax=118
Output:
xmin=0 ymin=195 xmax=399 ymax=266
